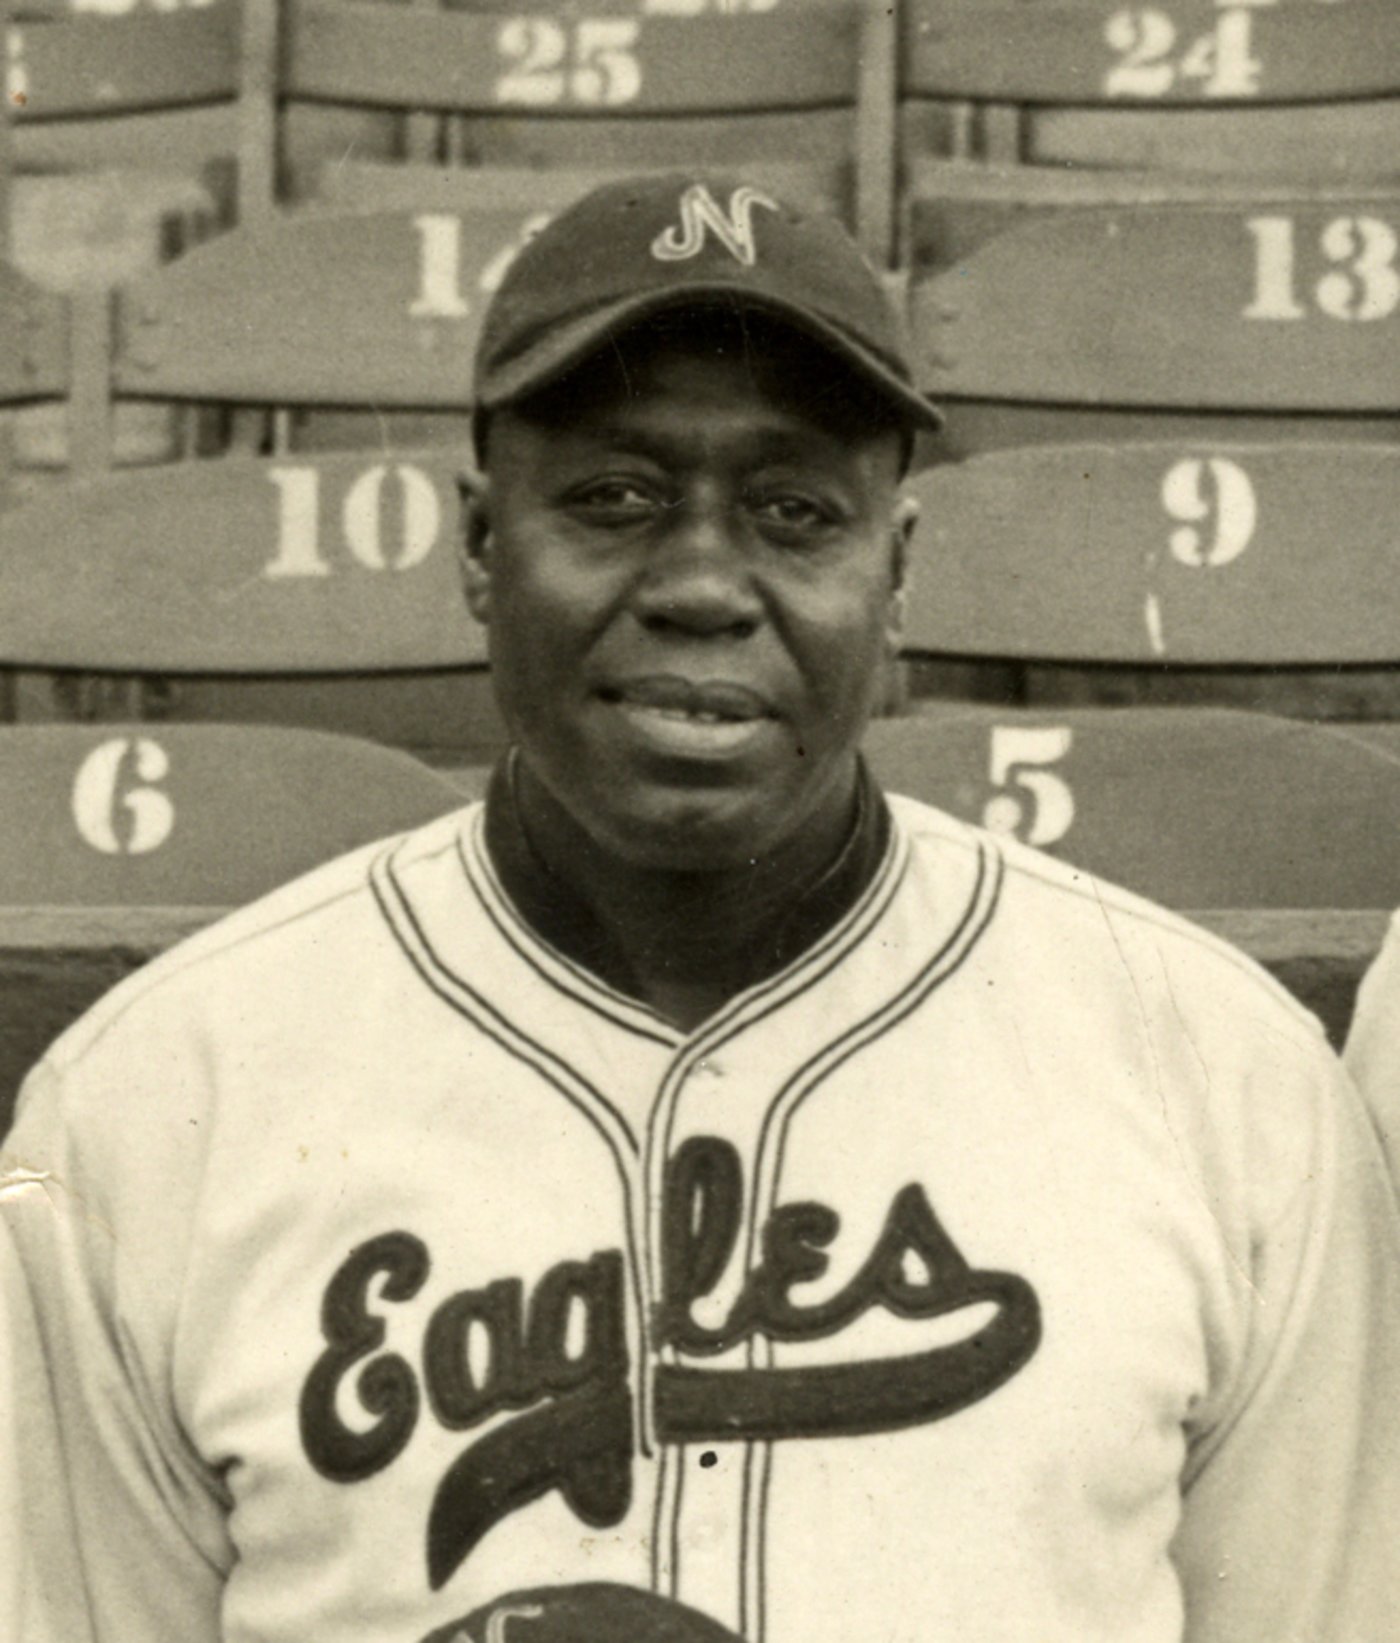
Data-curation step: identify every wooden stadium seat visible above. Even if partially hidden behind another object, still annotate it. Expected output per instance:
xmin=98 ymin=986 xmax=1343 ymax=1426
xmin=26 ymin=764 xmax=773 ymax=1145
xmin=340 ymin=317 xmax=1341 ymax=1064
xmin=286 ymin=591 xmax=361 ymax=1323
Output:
xmin=3 ymin=3 xmax=239 ymax=484
xmin=904 ymin=0 xmax=1400 ymax=105
xmin=863 ymin=706 xmax=1400 ymax=911
xmin=905 ymin=165 xmax=1400 ymax=411
xmin=0 ymin=450 xmax=508 ymax=759
xmin=0 ymin=721 xmax=461 ymax=908
xmin=901 ymin=0 xmax=1400 ymax=176
xmin=901 ymin=438 xmax=1400 ymax=665
xmin=0 ymin=451 xmax=483 ymax=671
xmin=270 ymin=0 xmax=891 ymax=253
xmin=291 ymin=0 xmax=853 ymax=116
xmin=4 ymin=1 xmax=243 ymax=176
xmin=111 ymin=206 xmax=527 ymax=409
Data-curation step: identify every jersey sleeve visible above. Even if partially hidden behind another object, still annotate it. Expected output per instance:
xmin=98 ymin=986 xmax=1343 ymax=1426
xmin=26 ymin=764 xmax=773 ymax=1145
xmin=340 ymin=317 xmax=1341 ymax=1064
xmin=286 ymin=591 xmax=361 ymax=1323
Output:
xmin=1344 ymin=909 xmax=1400 ymax=1188
xmin=1170 ymin=1045 xmax=1400 ymax=1643
xmin=0 ymin=1055 xmax=232 ymax=1643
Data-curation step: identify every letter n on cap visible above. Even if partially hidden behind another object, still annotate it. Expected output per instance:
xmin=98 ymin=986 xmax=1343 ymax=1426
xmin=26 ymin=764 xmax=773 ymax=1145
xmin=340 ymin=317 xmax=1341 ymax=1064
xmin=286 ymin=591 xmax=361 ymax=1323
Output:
xmin=651 ymin=184 xmax=779 ymax=268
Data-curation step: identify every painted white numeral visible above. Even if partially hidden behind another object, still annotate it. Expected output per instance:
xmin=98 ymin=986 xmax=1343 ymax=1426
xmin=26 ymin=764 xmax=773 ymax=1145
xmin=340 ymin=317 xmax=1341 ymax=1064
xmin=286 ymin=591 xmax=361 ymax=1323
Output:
xmin=412 ymin=215 xmax=553 ymax=319
xmin=572 ymin=20 xmax=643 ymax=106
xmin=494 ymin=17 xmax=641 ymax=107
xmin=265 ymin=466 xmax=442 ymax=579
xmin=1243 ymin=216 xmax=1305 ymax=320
xmin=1105 ymin=7 xmax=1262 ymax=100
xmin=494 ymin=18 xmax=567 ymax=107
xmin=1246 ymin=215 xmax=1400 ymax=322
xmin=984 ymin=727 xmax=1075 ymax=848
xmin=1162 ymin=458 xmax=1257 ymax=568
xmin=1104 ymin=8 xmax=1177 ymax=98
xmin=410 ymin=214 xmax=471 ymax=320
xmin=479 ymin=213 xmax=553 ymax=296
xmin=1178 ymin=10 xmax=1262 ymax=97
xmin=342 ymin=465 xmax=439 ymax=573
xmin=264 ymin=468 xmax=332 ymax=580
xmin=72 ymin=738 xmax=175 ymax=857
xmin=1316 ymin=216 xmax=1400 ymax=322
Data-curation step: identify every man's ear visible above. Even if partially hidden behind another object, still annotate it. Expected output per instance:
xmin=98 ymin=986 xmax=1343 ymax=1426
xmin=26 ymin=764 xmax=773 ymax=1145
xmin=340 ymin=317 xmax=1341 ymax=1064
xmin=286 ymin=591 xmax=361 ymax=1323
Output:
xmin=885 ymin=493 xmax=920 ymax=652
xmin=456 ymin=468 xmax=494 ymax=625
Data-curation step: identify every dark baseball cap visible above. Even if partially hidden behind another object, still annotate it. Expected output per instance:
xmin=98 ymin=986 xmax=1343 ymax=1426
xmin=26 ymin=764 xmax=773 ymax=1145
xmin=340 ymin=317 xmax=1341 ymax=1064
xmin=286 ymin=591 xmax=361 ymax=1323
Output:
xmin=473 ymin=172 xmax=942 ymax=432
xmin=418 ymin=1582 xmax=745 ymax=1643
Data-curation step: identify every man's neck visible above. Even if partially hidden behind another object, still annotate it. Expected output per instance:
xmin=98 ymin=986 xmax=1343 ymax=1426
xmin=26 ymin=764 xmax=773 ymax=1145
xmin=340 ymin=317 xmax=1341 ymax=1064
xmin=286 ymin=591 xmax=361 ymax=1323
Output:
xmin=483 ymin=755 xmax=889 ymax=1031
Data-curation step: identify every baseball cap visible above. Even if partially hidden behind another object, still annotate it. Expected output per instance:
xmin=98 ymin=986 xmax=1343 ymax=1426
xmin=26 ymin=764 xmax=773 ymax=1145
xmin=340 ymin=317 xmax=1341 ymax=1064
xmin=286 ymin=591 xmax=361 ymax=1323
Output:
xmin=473 ymin=172 xmax=942 ymax=433
xmin=418 ymin=1582 xmax=745 ymax=1643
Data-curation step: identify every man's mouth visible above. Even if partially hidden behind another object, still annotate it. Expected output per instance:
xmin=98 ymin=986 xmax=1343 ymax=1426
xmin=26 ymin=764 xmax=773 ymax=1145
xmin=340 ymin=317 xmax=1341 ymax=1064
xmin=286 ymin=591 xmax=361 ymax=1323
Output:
xmin=599 ymin=677 xmax=773 ymax=723
xmin=597 ymin=677 xmax=775 ymax=753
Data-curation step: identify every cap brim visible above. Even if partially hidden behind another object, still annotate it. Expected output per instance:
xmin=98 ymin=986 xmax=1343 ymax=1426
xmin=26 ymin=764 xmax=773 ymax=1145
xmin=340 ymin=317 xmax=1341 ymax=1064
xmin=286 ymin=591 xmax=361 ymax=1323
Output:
xmin=476 ymin=284 xmax=944 ymax=432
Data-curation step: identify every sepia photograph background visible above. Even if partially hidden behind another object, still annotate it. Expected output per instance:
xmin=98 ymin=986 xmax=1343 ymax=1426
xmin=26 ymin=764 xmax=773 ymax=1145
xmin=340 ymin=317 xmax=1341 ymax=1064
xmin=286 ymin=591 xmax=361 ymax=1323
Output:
xmin=0 ymin=0 xmax=1396 ymax=1106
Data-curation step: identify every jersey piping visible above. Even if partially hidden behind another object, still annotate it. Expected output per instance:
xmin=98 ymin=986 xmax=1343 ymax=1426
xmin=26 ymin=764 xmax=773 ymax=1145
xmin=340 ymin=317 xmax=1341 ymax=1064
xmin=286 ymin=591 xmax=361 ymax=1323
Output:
xmin=370 ymin=839 xmax=654 ymax=1450
xmin=459 ymin=809 xmax=680 ymax=1048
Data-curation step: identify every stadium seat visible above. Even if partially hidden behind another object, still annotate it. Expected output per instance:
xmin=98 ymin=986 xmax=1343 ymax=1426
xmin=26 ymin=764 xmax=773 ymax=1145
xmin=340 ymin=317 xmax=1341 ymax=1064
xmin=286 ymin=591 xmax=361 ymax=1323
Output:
xmin=901 ymin=0 xmax=1400 ymax=175
xmin=901 ymin=437 xmax=1400 ymax=665
xmin=0 ymin=448 xmax=506 ymax=759
xmin=0 ymin=450 xmax=483 ymax=672
xmin=111 ymin=206 xmax=525 ymax=409
xmin=2 ymin=3 xmax=238 ymax=484
xmin=4 ymin=0 xmax=242 ymax=178
xmin=0 ymin=721 xmax=462 ymax=907
xmin=268 ymin=0 xmax=892 ymax=253
xmin=905 ymin=165 xmax=1400 ymax=411
xmin=863 ymin=706 xmax=1400 ymax=911
xmin=904 ymin=0 xmax=1399 ymax=105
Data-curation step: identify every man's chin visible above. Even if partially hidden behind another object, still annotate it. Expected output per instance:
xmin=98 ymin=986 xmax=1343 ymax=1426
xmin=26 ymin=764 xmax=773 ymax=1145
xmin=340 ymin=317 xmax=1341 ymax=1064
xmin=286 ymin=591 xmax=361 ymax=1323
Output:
xmin=592 ymin=799 xmax=783 ymax=875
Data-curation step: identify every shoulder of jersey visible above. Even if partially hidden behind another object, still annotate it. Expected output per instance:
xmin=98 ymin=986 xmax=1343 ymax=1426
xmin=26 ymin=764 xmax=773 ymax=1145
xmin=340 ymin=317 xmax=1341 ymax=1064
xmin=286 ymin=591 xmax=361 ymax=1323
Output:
xmin=887 ymin=791 xmax=1327 ymax=1045
xmin=39 ymin=803 xmax=477 ymax=1073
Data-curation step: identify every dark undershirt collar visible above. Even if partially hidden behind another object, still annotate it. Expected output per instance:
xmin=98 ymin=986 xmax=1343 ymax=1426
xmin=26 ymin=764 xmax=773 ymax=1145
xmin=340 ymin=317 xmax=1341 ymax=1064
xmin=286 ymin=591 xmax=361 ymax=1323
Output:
xmin=482 ymin=752 xmax=892 ymax=1019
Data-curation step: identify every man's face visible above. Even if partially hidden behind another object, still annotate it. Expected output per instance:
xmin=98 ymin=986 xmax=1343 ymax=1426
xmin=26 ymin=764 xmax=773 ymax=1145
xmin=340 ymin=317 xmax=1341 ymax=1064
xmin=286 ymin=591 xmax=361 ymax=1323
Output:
xmin=463 ymin=323 xmax=914 ymax=871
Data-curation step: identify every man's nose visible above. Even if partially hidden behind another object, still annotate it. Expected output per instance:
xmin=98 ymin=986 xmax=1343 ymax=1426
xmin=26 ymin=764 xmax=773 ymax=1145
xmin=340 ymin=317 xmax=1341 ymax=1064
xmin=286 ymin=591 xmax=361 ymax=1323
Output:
xmin=630 ymin=504 xmax=763 ymax=638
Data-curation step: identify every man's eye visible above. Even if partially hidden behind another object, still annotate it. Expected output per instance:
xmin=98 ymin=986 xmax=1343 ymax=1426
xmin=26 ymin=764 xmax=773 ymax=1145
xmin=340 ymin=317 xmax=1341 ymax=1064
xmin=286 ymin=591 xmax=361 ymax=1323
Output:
xmin=568 ymin=479 xmax=658 ymax=518
xmin=751 ymin=493 xmax=836 ymax=534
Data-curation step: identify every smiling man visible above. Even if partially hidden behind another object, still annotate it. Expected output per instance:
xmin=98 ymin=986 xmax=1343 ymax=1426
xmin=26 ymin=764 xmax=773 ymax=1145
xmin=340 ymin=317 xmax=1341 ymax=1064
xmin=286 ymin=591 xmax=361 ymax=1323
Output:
xmin=4 ymin=175 xmax=1400 ymax=1643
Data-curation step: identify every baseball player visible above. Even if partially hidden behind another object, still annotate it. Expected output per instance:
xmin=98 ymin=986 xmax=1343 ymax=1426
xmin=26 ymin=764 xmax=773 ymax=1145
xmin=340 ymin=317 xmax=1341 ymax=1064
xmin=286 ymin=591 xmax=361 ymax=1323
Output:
xmin=4 ymin=173 xmax=1400 ymax=1643
xmin=1345 ymin=909 xmax=1400 ymax=1183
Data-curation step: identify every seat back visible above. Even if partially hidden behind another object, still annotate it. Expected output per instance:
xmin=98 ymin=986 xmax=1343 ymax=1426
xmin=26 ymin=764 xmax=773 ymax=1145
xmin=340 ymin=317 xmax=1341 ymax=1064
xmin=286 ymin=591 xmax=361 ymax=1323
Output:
xmin=901 ymin=439 xmax=1400 ymax=664
xmin=274 ymin=0 xmax=893 ymax=254
xmin=0 ymin=450 xmax=484 ymax=671
xmin=906 ymin=168 xmax=1400 ymax=411
xmin=0 ymin=722 xmax=463 ymax=907
xmin=903 ymin=0 xmax=1400 ymax=105
xmin=4 ymin=1 xmax=242 ymax=173
xmin=863 ymin=707 xmax=1400 ymax=909
xmin=288 ymin=0 xmax=856 ymax=116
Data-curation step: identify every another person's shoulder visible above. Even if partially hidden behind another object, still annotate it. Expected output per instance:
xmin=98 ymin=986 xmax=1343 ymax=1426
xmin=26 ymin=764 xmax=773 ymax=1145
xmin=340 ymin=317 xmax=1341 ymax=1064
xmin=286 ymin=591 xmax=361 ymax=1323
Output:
xmin=1345 ymin=907 xmax=1400 ymax=1169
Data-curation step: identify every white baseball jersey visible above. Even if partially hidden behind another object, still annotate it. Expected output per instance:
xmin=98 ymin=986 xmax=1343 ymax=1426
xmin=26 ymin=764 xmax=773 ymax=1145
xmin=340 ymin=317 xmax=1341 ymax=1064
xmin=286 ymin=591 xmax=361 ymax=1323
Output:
xmin=1346 ymin=908 xmax=1400 ymax=1187
xmin=4 ymin=795 xmax=1400 ymax=1643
